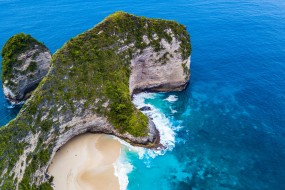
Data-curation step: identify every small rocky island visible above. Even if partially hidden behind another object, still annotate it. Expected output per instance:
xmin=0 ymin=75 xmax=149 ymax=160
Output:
xmin=1 ymin=33 xmax=51 ymax=103
xmin=0 ymin=12 xmax=191 ymax=189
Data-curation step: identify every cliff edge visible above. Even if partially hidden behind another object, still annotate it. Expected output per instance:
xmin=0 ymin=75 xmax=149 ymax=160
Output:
xmin=1 ymin=33 xmax=51 ymax=103
xmin=0 ymin=12 xmax=191 ymax=189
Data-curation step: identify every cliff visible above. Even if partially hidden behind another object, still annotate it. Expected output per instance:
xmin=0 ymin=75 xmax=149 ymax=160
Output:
xmin=0 ymin=12 xmax=191 ymax=189
xmin=1 ymin=33 xmax=51 ymax=103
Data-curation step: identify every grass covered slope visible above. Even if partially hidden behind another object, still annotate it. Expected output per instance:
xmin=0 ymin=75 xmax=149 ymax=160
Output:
xmin=0 ymin=12 xmax=191 ymax=189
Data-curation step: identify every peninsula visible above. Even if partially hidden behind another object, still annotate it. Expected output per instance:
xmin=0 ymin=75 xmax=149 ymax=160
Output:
xmin=0 ymin=12 xmax=191 ymax=189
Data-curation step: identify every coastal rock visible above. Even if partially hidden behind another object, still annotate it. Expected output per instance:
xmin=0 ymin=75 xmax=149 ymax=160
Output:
xmin=0 ymin=12 xmax=191 ymax=189
xmin=139 ymin=106 xmax=152 ymax=111
xmin=130 ymin=31 xmax=190 ymax=94
xmin=1 ymin=33 xmax=51 ymax=103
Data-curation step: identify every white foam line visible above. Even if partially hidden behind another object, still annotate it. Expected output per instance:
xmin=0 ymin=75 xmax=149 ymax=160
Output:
xmin=164 ymin=95 xmax=178 ymax=103
xmin=170 ymin=106 xmax=178 ymax=114
xmin=132 ymin=92 xmax=176 ymax=156
xmin=114 ymin=92 xmax=178 ymax=190
xmin=114 ymin=149 xmax=134 ymax=190
xmin=6 ymin=100 xmax=25 ymax=108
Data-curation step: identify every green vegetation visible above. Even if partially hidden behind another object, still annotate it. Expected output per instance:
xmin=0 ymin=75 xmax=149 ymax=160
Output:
xmin=157 ymin=52 xmax=170 ymax=65
xmin=182 ymin=61 xmax=190 ymax=76
xmin=27 ymin=61 xmax=38 ymax=72
xmin=0 ymin=12 xmax=191 ymax=189
xmin=1 ymin=33 xmax=47 ymax=84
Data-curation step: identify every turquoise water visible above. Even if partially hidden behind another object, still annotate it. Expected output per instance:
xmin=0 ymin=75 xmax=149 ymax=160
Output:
xmin=1 ymin=0 xmax=285 ymax=189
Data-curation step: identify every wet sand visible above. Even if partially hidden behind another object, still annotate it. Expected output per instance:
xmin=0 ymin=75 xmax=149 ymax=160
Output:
xmin=48 ymin=133 xmax=121 ymax=190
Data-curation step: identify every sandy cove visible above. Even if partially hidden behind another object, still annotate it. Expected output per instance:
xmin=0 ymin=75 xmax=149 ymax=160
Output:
xmin=48 ymin=133 xmax=121 ymax=190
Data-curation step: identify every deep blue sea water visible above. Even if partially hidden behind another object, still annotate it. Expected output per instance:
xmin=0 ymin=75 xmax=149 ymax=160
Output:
xmin=1 ymin=0 xmax=285 ymax=189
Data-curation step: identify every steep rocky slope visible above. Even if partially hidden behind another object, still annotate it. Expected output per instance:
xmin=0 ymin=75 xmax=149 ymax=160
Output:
xmin=0 ymin=12 xmax=191 ymax=189
xmin=1 ymin=33 xmax=51 ymax=103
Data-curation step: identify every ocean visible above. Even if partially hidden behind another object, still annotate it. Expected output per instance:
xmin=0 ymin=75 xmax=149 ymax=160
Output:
xmin=1 ymin=0 xmax=285 ymax=189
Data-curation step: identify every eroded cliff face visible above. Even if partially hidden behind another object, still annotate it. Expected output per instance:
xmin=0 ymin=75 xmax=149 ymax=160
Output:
xmin=10 ymin=106 xmax=158 ymax=189
xmin=130 ymin=31 xmax=190 ymax=95
xmin=1 ymin=33 xmax=51 ymax=103
xmin=0 ymin=12 xmax=191 ymax=189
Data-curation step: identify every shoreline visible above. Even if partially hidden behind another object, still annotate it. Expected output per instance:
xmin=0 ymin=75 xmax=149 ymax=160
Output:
xmin=48 ymin=133 xmax=121 ymax=190
xmin=47 ymin=92 xmax=175 ymax=190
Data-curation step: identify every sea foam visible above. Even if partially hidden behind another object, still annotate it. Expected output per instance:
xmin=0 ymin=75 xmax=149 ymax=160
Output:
xmin=114 ymin=150 xmax=134 ymax=190
xmin=6 ymin=100 xmax=25 ymax=108
xmin=164 ymin=95 xmax=178 ymax=103
xmin=132 ymin=92 xmax=176 ymax=154
xmin=114 ymin=92 xmax=178 ymax=190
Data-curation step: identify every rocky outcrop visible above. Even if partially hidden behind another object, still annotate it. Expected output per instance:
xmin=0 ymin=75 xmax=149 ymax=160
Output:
xmin=0 ymin=12 xmax=191 ymax=189
xmin=139 ymin=106 xmax=152 ymax=111
xmin=130 ymin=32 xmax=190 ymax=95
xmin=1 ymin=33 xmax=51 ymax=103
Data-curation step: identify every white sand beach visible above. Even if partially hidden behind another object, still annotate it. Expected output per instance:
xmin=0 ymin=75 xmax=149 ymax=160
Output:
xmin=48 ymin=133 xmax=121 ymax=190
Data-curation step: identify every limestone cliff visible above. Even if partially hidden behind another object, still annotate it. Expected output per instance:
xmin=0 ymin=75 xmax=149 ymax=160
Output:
xmin=130 ymin=30 xmax=190 ymax=94
xmin=1 ymin=33 xmax=51 ymax=103
xmin=0 ymin=12 xmax=191 ymax=189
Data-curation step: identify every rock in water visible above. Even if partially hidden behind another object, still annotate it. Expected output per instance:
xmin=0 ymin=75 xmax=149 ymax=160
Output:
xmin=139 ymin=106 xmax=152 ymax=111
xmin=1 ymin=33 xmax=51 ymax=103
